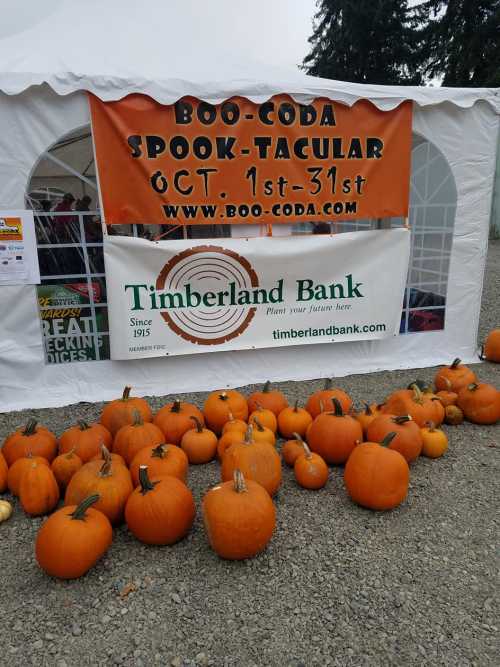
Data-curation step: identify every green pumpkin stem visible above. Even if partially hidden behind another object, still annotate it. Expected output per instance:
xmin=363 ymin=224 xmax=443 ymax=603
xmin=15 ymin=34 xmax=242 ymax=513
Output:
xmin=122 ymin=386 xmax=132 ymax=401
xmin=170 ymin=400 xmax=181 ymax=413
xmin=190 ymin=416 xmax=203 ymax=433
xmin=99 ymin=445 xmax=113 ymax=477
xmin=293 ymin=399 xmax=299 ymax=413
xmin=262 ymin=381 xmax=271 ymax=394
xmin=77 ymin=420 xmax=90 ymax=431
xmin=467 ymin=383 xmax=479 ymax=392
xmin=332 ymin=398 xmax=344 ymax=417
xmin=380 ymin=432 xmax=397 ymax=447
xmin=151 ymin=444 xmax=167 ymax=459
xmin=411 ymin=384 xmax=424 ymax=405
xmin=71 ymin=494 xmax=101 ymax=520
xmin=450 ymin=358 xmax=462 ymax=369
xmin=392 ymin=415 xmax=412 ymax=424
xmin=139 ymin=465 xmax=158 ymax=495
xmin=23 ymin=419 xmax=38 ymax=436
xmin=233 ymin=469 xmax=247 ymax=493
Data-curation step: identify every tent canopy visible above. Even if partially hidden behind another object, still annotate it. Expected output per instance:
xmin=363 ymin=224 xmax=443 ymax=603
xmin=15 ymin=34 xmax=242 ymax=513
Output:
xmin=0 ymin=0 xmax=499 ymax=112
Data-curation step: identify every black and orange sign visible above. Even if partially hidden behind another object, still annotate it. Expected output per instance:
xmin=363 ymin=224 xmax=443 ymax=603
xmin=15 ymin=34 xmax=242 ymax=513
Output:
xmin=89 ymin=94 xmax=412 ymax=225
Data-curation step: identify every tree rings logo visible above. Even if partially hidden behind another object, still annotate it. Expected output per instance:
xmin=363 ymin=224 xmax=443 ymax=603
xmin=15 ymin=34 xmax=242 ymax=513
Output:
xmin=156 ymin=245 xmax=259 ymax=345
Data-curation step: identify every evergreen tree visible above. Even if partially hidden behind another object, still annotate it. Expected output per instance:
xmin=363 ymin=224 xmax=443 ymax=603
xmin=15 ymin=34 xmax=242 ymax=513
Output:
xmin=303 ymin=0 xmax=424 ymax=85
xmin=415 ymin=0 xmax=500 ymax=86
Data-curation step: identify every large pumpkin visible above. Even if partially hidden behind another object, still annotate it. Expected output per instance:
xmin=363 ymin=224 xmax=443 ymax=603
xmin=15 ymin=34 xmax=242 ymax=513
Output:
xmin=277 ymin=400 xmax=313 ymax=439
xmin=100 ymin=386 xmax=152 ymax=436
xmin=19 ymin=462 xmax=60 ymax=516
xmin=59 ymin=421 xmax=112 ymax=462
xmin=129 ymin=444 xmax=188 ymax=486
xmin=457 ymin=383 xmax=500 ymax=425
xmin=2 ymin=419 xmax=57 ymax=466
xmin=202 ymin=469 xmax=276 ymax=560
xmin=247 ymin=381 xmax=288 ymax=416
xmin=65 ymin=447 xmax=133 ymax=525
xmin=344 ymin=433 xmax=410 ymax=510
xmin=307 ymin=399 xmax=363 ymax=464
xmin=51 ymin=449 xmax=83 ymax=491
xmin=0 ymin=452 xmax=7 ymax=493
xmin=7 ymin=455 xmax=50 ymax=496
xmin=483 ymin=329 xmax=500 ymax=362
xmin=383 ymin=384 xmax=444 ymax=427
xmin=154 ymin=400 xmax=205 ymax=446
xmin=203 ymin=390 xmax=248 ymax=435
xmin=35 ymin=494 xmax=112 ymax=579
xmin=434 ymin=358 xmax=477 ymax=393
xmin=305 ymin=379 xmax=352 ymax=419
xmin=221 ymin=426 xmax=281 ymax=497
xmin=125 ymin=466 xmax=195 ymax=545
xmin=113 ymin=411 xmax=164 ymax=465
xmin=366 ymin=414 xmax=423 ymax=463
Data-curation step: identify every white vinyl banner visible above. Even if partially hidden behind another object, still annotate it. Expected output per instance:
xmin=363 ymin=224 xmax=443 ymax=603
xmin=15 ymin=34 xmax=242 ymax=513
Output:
xmin=104 ymin=229 xmax=410 ymax=359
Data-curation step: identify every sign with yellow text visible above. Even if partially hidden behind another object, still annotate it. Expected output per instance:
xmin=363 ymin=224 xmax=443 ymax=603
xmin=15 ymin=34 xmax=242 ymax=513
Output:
xmin=90 ymin=94 xmax=412 ymax=225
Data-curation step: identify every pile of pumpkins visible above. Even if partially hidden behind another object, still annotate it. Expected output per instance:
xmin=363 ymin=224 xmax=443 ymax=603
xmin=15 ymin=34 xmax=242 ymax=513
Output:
xmin=0 ymin=348 xmax=499 ymax=579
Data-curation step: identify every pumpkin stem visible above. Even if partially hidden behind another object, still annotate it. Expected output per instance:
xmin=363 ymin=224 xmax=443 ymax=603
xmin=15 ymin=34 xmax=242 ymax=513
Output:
xmin=262 ymin=381 xmax=271 ymax=394
xmin=377 ymin=402 xmax=385 ymax=411
xmin=425 ymin=421 xmax=436 ymax=432
xmin=151 ymin=444 xmax=167 ymax=459
xmin=293 ymin=433 xmax=311 ymax=459
xmin=442 ymin=377 xmax=452 ymax=391
xmin=479 ymin=345 xmax=485 ymax=361
xmin=98 ymin=445 xmax=113 ymax=477
xmin=70 ymin=494 xmax=101 ymax=520
xmin=293 ymin=399 xmax=299 ymax=413
xmin=319 ymin=399 xmax=325 ymax=414
xmin=364 ymin=403 xmax=373 ymax=416
xmin=122 ymin=386 xmax=132 ymax=401
xmin=243 ymin=424 xmax=254 ymax=445
xmin=227 ymin=411 xmax=235 ymax=422
xmin=219 ymin=392 xmax=229 ymax=402
xmin=332 ymin=398 xmax=343 ymax=417
xmin=139 ymin=465 xmax=158 ymax=495
xmin=450 ymin=358 xmax=462 ymax=369
xmin=467 ymin=383 xmax=479 ymax=392
xmin=132 ymin=410 xmax=144 ymax=426
xmin=23 ymin=419 xmax=38 ymax=436
xmin=323 ymin=378 xmax=333 ymax=390
xmin=170 ymin=400 xmax=181 ymax=413
xmin=410 ymin=384 xmax=424 ymax=405
xmin=233 ymin=469 xmax=248 ymax=493
xmin=77 ymin=420 xmax=90 ymax=431
xmin=392 ymin=415 xmax=412 ymax=424
xmin=190 ymin=416 xmax=204 ymax=433
xmin=66 ymin=447 xmax=77 ymax=459
xmin=252 ymin=417 xmax=265 ymax=433
xmin=380 ymin=432 xmax=397 ymax=447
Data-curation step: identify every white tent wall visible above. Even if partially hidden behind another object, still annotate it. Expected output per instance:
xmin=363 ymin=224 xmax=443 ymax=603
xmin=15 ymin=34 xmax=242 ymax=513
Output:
xmin=0 ymin=86 xmax=498 ymax=411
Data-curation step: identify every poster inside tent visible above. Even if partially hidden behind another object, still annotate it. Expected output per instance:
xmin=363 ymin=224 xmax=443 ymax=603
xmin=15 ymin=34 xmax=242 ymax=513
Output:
xmin=0 ymin=210 xmax=40 ymax=285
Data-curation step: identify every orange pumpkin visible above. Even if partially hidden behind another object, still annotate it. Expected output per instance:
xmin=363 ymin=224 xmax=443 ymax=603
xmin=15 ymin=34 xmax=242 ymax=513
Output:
xmin=251 ymin=418 xmax=276 ymax=446
xmin=354 ymin=403 xmax=379 ymax=436
xmin=202 ymin=469 xmax=276 ymax=560
xmin=366 ymin=414 xmax=423 ymax=463
xmin=203 ymin=390 xmax=248 ymax=434
xmin=180 ymin=417 xmax=217 ymax=464
xmin=51 ymin=449 xmax=83 ymax=491
xmin=444 ymin=404 xmax=464 ymax=425
xmin=221 ymin=426 xmax=281 ymax=497
xmin=125 ymin=466 xmax=195 ymax=545
xmin=421 ymin=423 xmax=448 ymax=458
xmin=483 ymin=329 xmax=500 ymax=362
xmin=434 ymin=377 xmax=458 ymax=407
xmin=154 ymin=400 xmax=205 ymax=446
xmin=0 ymin=452 xmax=7 ymax=493
xmin=217 ymin=429 xmax=245 ymax=461
xmin=221 ymin=412 xmax=247 ymax=435
xmin=383 ymin=384 xmax=444 ymax=427
xmin=434 ymin=358 xmax=477 ymax=393
xmin=113 ymin=411 xmax=164 ymax=465
xmin=307 ymin=399 xmax=363 ymax=464
xmin=7 ymin=455 xmax=50 ymax=496
xmin=35 ymin=494 xmax=112 ymax=579
xmin=305 ymin=379 xmax=352 ymax=419
xmin=2 ymin=419 xmax=57 ymax=466
xmin=277 ymin=400 xmax=313 ymax=439
xmin=59 ymin=421 xmax=112 ymax=462
xmin=247 ymin=381 xmax=288 ymax=416
xmin=249 ymin=406 xmax=277 ymax=434
xmin=294 ymin=441 xmax=329 ymax=490
xmin=129 ymin=444 xmax=188 ymax=486
xmin=20 ymin=462 xmax=60 ymax=516
xmin=281 ymin=437 xmax=307 ymax=467
xmin=344 ymin=433 xmax=410 ymax=510
xmin=65 ymin=447 xmax=133 ymax=525
xmin=100 ymin=386 xmax=152 ymax=436
xmin=457 ymin=383 xmax=500 ymax=425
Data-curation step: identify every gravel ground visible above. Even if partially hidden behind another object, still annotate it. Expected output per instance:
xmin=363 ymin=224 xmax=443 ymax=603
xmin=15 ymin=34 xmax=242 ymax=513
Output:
xmin=1 ymin=241 xmax=499 ymax=667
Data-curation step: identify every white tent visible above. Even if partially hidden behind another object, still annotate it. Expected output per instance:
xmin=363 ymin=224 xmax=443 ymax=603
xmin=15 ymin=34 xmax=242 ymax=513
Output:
xmin=0 ymin=0 xmax=499 ymax=411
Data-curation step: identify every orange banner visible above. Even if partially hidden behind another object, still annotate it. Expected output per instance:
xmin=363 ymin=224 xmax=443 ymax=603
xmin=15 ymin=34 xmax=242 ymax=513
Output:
xmin=89 ymin=94 xmax=412 ymax=225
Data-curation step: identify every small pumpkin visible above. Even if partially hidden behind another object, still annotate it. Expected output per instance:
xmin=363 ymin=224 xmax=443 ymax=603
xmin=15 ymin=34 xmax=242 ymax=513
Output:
xmin=434 ymin=377 xmax=458 ymax=407
xmin=307 ymin=398 xmax=363 ymax=464
xmin=100 ymin=386 xmax=152 ymax=436
xmin=203 ymin=390 xmax=248 ymax=434
xmin=366 ymin=414 xmax=423 ymax=463
xmin=20 ymin=462 xmax=60 ymax=516
xmin=305 ymin=378 xmax=352 ymax=419
xmin=154 ymin=400 xmax=205 ymax=446
xmin=2 ymin=419 xmax=57 ymax=466
xmin=59 ymin=421 xmax=112 ymax=462
xmin=421 ymin=422 xmax=448 ymax=458
xmin=434 ymin=358 xmax=477 ymax=393
xmin=251 ymin=418 xmax=276 ymax=446
xmin=202 ymin=469 xmax=276 ymax=560
xmin=51 ymin=449 xmax=83 ymax=491
xmin=221 ymin=426 xmax=282 ymax=497
xmin=129 ymin=444 xmax=188 ymax=486
xmin=180 ymin=417 xmax=217 ymax=464
xmin=0 ymin=451 xmax=7 ymax=493
xmin=0 ymin=499 xmax=13 ymax=523
xmin=483 ymin=329 xmax=500 ymax=362
xmin=383 ymin=384 xmax=444 ymax=427
xmin=248 ymin=406 xmax=277 ymax=434
xmin=65 ymin=446 xmax=133 ymax=525
xmin=35 ymin=494 xmax=112 ymax=579
xmin=277 ymin=400 xmax=313 ymax=439
xmin=247 ymin=381 xmax=288 ymax=416
xmin=457 ymin=382 xmax=500 ymax=425
xmin=294 ymin=438 xmax=329 ymax=490
xmin=221 ymin=412 xmax=247 ymax=435
xmin=344 ymin=433 xmax=410 ymax=511
xmin=354 ymin=403 xmax=379 ymax=436
xmin=113 ymin=410 xmax=164 ymax=465
xmin=125 ymin=466 xmax=195 ymax=545
xmin=217 ymin=429 xmax=245 ymax=461
xmin=281 ymin=438 xmax=307 ymax=467
xmin=7 ymin=454 xmax=50 ymax=496
xmin=444 ymin=404 xmax=464 ymax=425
